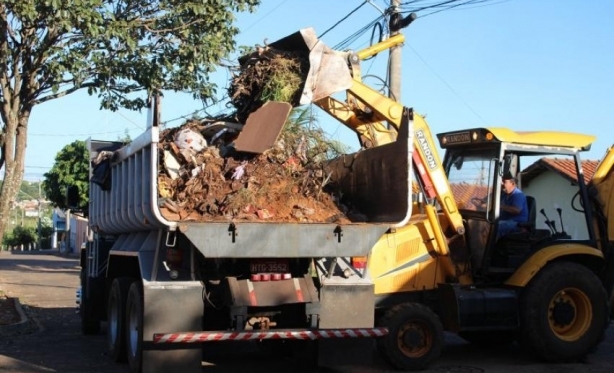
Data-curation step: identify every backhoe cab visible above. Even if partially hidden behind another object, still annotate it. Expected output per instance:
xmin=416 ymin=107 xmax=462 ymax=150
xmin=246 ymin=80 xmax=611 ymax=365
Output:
xmin=263 ymin=27 xmax=614 ymax=371
xmin=437 ymin=127 xmax=600 ymax=278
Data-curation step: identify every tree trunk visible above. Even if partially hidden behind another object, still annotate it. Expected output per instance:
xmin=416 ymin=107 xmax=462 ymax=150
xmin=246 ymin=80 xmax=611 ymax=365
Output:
xmin=0 ymin=112 xmax=29 ymax=245
xmin=0 ymin=161 xmax=21 ymax=244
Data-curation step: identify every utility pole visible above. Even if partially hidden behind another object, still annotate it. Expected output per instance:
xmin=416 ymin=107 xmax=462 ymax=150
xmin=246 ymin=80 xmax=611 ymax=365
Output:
xmin=389 ymin=0 xmax=402 ymax=102
xmin=388 ymin=1 xmax=417 ymax=102
xmin=37 ymin=181 xmax=42 ymax=250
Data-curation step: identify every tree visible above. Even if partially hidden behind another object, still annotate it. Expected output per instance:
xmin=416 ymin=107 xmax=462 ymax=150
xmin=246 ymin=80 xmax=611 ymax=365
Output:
xmin=2 ymin=225 xmax=36 ymax=249
xmin=0 ymin=0 xmax=261 ymax=243
xmin=42 ymin=140 xmax=89 ymax=210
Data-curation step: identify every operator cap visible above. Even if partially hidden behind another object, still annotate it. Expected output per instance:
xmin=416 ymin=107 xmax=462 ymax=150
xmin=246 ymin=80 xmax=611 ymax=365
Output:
xmin=502 ymin=173 xmax=517 ymax=182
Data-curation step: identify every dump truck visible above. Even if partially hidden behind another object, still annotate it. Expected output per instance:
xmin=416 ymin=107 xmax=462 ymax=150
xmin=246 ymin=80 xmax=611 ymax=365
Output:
xmin=265 ymin=29 xmax=613 ymax=371
xmin=75 ymin=30 xmax=418 ymax=373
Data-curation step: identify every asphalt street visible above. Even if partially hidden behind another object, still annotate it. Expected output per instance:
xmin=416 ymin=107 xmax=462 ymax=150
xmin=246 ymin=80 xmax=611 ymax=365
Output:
xmin=1 ymin=249 xmax=613 ymax=373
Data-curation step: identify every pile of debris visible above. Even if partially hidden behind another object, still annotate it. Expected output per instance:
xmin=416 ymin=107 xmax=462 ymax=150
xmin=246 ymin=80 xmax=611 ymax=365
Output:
xmin=154 ymin=42 xmax=359 ymax=223
xmin=228 ymin=45 xmax=309 ymax=123
xmin=156 ymin=117 xmax=355 ymax=223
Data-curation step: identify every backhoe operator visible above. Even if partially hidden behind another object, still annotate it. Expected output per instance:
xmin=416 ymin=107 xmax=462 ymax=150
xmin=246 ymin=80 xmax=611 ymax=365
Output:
xmin=497 ymin=175 xmax=529 ymax=239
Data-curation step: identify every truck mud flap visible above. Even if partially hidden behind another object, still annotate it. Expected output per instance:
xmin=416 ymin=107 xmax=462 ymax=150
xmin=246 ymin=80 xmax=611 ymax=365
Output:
xmin=142 ymin=281 xmax=204 ymax=373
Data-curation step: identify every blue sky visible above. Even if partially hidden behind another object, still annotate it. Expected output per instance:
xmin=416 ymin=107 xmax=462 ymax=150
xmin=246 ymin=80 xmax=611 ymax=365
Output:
xmin=24 ymin=0 xmax=614 ymax=181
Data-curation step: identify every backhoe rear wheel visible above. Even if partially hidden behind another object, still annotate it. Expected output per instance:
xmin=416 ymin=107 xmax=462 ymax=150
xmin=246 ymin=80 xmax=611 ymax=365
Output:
xmin=520 ymin=261 xmax=608 ymax=362
xmin=377 ymin=303 xmax=443 ymax=371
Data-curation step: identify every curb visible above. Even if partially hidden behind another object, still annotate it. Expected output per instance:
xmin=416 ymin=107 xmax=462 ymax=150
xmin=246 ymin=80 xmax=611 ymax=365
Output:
xmin=0 ymin=298 xmax=31 ymax=336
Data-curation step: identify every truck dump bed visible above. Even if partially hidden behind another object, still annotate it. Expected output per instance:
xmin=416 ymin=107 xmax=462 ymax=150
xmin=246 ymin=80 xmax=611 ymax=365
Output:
xmin=89 ymin=115 xmax=410 ymax=258
xmin=88 ymin=114 xmax=412 ymax=258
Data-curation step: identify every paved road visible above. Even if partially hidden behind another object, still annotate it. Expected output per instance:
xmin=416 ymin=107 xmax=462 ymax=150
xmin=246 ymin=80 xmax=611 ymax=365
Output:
xmin=1 ymin=250 xmax=613 ymax=373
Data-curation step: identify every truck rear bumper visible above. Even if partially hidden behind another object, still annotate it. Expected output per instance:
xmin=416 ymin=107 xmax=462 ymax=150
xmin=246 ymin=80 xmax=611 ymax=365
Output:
xmin=153 ymin=327 xmax=388 ymax=344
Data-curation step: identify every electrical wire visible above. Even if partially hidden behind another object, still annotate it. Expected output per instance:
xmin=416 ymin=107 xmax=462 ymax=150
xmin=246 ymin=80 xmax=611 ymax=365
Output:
xmin=319 ymin=0 xmax=370 ymax=39
xmin=397 ymin=0 xmax=511 ymax=16
xmin=405 ymin=42 xmax=487 ymax=125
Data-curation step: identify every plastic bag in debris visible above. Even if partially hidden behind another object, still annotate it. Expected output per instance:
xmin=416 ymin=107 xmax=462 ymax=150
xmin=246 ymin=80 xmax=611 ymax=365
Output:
xmin=174 ymin=128 xmax=207 ymax=152
xmin=91 ymin=151 xmax=115 ymax=191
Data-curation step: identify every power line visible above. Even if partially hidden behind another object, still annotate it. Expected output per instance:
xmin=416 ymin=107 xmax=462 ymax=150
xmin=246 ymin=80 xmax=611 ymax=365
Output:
xmin=320 ymin=1 xmax=371 ymax=39
xmin=239 ymin=0 xmax=291 ymax=34
xmin=406 ymin=43 xmax=487 ymax=125
xmin=29 ymin=129 xmax=128 ymax=137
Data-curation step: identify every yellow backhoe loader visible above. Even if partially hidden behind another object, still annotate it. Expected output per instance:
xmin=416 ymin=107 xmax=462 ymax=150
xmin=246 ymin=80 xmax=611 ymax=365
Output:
xmin=272 ymin=27 xmax=614 ymax=370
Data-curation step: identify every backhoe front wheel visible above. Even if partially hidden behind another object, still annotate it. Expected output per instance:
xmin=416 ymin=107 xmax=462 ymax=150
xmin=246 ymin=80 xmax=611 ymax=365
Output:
xmin=520 ymin=261 xmax=608 ymax=362
xmin=377 ymin=303 xmax=443 ymax=371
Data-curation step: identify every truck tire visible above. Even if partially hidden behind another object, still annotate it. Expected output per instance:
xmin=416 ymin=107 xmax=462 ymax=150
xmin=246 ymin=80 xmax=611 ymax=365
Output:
xmin=80 ymin=267 xmax=100 ymax=335
xmin=520 ymin=261 xmax=609 ymax=362
xmin=125 ymin=281 xmax=144 ymax=373
xmin=377 ymin=303 xmax=443 ymax=371
xmin=107 ymin=277 xmax=132 ymax=362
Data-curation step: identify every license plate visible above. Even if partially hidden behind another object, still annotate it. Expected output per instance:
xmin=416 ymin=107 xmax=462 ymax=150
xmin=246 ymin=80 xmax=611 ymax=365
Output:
xmin=250 ymin=259 xmax=289 ymax=273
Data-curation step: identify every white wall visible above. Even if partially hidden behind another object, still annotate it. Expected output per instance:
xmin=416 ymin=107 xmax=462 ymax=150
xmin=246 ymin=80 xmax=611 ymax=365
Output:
xmin=522 ymin=172 xmax=589 ymax=240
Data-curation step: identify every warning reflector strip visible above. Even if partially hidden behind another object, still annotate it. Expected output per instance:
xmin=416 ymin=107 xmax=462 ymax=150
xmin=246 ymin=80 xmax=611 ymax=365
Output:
xmin=153 ymin=327 xmax=388 ymax=344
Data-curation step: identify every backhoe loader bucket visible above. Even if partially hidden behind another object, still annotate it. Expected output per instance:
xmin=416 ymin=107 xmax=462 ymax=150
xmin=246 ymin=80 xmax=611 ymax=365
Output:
xmin=232 ymin=28 xmax=353 ymax=154
xmin=243 ymin=27 xmax=353 ymax=106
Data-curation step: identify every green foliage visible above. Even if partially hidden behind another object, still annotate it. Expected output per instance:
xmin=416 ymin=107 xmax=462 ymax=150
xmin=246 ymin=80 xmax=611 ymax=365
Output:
xmin=42 ymin=140 xmax=89 ymax=210
xmin=284 ymin=106 xmax=351 ymax=163
xmin=2 ymin=226 xmax=37 ymax=247
xmin=260 ymin=57 xmax=302 ymax=103
xmin=1 ymin=0 xmax=261 ymax=111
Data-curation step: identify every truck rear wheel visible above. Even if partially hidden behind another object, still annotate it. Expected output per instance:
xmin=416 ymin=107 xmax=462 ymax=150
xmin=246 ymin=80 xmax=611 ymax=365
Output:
xmin=107 ymin=277 xmax=132 ymax=362
xmin=520 ymin=261 xmax=608 ymax=362
xmin=377 ymin=303 xmax=443 ymax=371
xmin=125 ymin=281 xmax=144 ymax=373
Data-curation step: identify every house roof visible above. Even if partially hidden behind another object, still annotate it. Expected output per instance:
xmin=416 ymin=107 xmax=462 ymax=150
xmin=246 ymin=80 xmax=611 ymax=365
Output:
xmin=522 ymin=158 xmax=599 ymax=186
xmin=448 ymin=183 xmax=489 ymax=211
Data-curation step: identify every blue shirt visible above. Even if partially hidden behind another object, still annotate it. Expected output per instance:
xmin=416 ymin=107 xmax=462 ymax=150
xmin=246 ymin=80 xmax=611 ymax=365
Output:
xmin=500 ymin=188 xmax=528 ymax=222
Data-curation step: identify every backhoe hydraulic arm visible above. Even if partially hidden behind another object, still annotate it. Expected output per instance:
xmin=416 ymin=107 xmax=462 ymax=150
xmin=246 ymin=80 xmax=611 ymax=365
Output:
xmin=267 ymin=27 xmax=465 ymax=235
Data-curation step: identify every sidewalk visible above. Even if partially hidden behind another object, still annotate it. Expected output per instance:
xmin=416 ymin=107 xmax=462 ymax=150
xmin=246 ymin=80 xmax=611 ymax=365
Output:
xmin=0 ymin=249 xmax=81 ymax=336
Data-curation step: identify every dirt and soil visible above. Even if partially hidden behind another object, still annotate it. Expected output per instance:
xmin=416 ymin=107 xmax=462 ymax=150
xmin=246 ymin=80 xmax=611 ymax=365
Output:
xmin=157 ymin=129 xmax=352 ymax=224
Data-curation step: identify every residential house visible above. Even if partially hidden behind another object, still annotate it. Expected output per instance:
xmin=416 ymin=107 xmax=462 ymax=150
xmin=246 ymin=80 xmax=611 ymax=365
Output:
xmin=52 ymin=208 xmax=88 ymax=254
xmin=521 ymin=158 xmax=599 ymax=240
